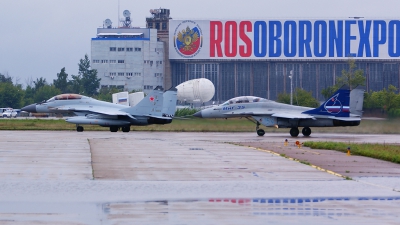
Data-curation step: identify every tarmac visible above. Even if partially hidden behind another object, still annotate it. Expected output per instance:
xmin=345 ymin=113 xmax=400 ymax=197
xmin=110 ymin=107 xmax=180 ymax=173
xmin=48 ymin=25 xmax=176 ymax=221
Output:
xmin=0 ymin=130 xmax=399 ymax=224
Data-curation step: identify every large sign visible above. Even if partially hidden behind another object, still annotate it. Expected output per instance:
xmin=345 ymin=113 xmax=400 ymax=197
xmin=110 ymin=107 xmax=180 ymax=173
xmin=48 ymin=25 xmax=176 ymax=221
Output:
xmin=169 ymin=19 xmax=400 ymax=59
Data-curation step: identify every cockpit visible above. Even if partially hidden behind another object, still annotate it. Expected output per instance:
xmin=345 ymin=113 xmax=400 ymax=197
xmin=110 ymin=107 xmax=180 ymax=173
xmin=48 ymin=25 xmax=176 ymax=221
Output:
xmin=46 ymin=94 xmax=84 ymax=102
xmin=221 ymin=96 xmax=269 ymax=106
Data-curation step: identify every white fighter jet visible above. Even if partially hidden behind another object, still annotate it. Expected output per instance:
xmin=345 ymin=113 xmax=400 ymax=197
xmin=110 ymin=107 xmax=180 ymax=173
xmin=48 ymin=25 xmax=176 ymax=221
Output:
xmin=21 ymin=86 xmax=177 ymax=132
xmin=193 ymin=86 xmax=364 ymax=137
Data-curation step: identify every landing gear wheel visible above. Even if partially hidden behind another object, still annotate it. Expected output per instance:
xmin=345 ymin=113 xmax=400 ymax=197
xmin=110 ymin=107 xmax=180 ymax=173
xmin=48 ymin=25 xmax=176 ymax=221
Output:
xmin=302 ymin=127 xmax=311 ymax=137
xmin=122 ymin=126 xmax=130 ymax=132
xmin=256 ymin=129 xmax=265 ymax=136
xmin=110 ymin=126 xmax=119 ymax=132
xmin=77 ymin=126 xmax=84 ymax=132
xmin=290 ymin=127 xmax=299 ymax=137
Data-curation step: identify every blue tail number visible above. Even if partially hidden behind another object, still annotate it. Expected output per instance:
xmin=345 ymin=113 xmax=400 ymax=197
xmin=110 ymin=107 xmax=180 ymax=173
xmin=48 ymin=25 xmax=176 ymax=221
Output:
xmin=303 ymin=88 xmax=350 ymax=117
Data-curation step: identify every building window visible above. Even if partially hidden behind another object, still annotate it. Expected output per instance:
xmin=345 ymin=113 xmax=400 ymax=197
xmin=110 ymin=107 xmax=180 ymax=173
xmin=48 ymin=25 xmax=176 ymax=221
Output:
xmin=93 ymin=60 xmax=100 ymax=63
xmin=135 ymin=47 xmax=141 ymax=52
xmin=154 ymin=73 xmax=162 ymax=77
xmin=134 ymin=72 xmax=141 ymax=76
xmin=126 ymin=47 xmax=133 ymax=52
xmin=126 ymin=72 xmax=133 ymax=77
xmin=101 ymin=60 xmax=108 ymax=63
xmin=118 ymin=60 xmax=124 ymax=63
xmin=118 ymin=72 xmax=124 ymax=76
xmin=118 ymin=48 xmax=125 ymax=51
xmin=144 ymin=85 xmax=154 ymax=90
xmin=148 ymin=22 xmax=153 ymax=28
xmin=109 ymin=72 xmax=116 ymax=77
xmin=110 ymin=47 xmax=116 ymax=51
xmin=110 ymin=60 xmax=116 ymax=63
xmin=156 ymin=23 xmax=160 ymax=29
xmin=162 ymin=23 xmax=167 ymax=30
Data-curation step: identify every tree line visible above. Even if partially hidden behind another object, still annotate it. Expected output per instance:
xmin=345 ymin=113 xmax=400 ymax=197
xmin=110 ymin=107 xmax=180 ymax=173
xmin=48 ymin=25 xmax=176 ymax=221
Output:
xmin=278 ymin=58 xmax=400 ymax=117
xmin=0 ymin=54 xmax=108 ymax=109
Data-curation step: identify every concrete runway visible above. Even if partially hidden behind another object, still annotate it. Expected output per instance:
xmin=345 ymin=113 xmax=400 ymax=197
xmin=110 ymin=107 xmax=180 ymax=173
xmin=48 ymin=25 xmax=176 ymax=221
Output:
xmin=0 ymin=131 xmax=399 ymax=224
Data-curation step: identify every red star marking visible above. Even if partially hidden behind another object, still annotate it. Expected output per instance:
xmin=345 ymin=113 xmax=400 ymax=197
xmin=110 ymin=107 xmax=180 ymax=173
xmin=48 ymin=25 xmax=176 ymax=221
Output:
xmin=149 ymin=96 xmax=155 ymax=102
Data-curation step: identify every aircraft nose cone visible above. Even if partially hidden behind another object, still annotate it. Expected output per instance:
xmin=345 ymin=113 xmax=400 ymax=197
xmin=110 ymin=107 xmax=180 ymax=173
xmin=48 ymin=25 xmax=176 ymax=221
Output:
xmin=193 ymin=111 xmax=202 ymax=118
xmin=21 ymin=104 xmax=37 ymax=113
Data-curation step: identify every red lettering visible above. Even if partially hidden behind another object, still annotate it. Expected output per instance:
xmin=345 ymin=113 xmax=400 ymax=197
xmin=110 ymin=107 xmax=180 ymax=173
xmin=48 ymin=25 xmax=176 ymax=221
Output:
xmin=239 ymin=21 xmax=252 ymax=57
xmin=210 ymin=21 xmax=223 ymax=57
xmin=225 ymin=21 xmax=237 ymax=57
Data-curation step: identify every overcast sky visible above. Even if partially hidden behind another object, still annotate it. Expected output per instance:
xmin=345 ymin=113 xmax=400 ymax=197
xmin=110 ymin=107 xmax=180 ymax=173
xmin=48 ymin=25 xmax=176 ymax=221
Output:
xmin=0 ymin=0 xmax=399 ymax=86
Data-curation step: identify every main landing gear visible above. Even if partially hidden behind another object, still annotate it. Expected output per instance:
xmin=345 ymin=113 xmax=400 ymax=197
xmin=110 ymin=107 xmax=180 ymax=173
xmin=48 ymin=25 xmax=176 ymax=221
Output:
xmin=302 ymin=127 xmax=311 ymax=137
xmin=289 ymin=127 xmax=312 ymax=137
xmin=256 ymin=121 xmax=265 ymax=136
xmin=110 ymin=126 xmax=131 ymax=132
xmin=76 ymin=125 xmax=84 ymax=132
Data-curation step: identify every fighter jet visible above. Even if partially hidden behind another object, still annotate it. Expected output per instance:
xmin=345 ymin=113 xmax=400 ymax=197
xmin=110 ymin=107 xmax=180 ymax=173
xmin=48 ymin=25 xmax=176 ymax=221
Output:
xmin=21 ymin=86 xmax=177 ymax=132
xmin=193 ymin=86 xmax=364 ymax=137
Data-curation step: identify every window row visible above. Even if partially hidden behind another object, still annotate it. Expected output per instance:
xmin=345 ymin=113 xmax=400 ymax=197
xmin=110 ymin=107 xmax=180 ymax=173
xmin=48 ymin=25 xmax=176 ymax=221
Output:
xmin=144 ymin=85 xmax=154 ymax=90
xmin=93 ymin=60 xmax=124 ymax=64
xmin=109 ymin=47 xmax=141 ymax=52
xmin=154 ymin=73 xmax=162 ymax=77
xmin=144 ymin=60 xmax=162 ymax=66
xmin=108 ymin=72 xmax=142 ymax=77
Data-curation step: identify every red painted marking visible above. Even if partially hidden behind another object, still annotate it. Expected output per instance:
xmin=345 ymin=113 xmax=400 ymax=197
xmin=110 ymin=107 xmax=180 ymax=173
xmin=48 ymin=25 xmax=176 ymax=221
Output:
xmin=149 ymin=96 xmax=155 ymax=102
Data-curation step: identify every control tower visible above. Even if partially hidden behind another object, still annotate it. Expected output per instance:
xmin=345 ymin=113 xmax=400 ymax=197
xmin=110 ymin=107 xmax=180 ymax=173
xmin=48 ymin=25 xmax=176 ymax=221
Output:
xmin=146 ymin=8 xmax=172 ymax=89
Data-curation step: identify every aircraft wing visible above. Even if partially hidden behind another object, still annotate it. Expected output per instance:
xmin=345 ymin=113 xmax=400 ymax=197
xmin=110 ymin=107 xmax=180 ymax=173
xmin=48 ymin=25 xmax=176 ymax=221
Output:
xmin=48 ymin=105 xmax=130 ymax=116
xmin=222 ymin=109 xmax=314 ymax=119
xmin=271 ymin=112 xmax=314 ymax=119
xmin=222 ymin=110 xmax=274 ymax=116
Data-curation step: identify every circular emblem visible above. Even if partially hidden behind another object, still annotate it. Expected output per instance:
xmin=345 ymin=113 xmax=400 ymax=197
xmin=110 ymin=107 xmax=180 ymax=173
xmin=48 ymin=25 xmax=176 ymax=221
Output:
xmin=173 ymin=20 xmax=203 ymax=58
xmin=324 ymin=93 xmax=342 ymax=114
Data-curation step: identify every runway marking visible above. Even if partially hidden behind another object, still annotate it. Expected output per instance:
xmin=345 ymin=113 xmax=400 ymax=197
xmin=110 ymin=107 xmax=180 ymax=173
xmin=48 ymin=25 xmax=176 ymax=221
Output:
xmin=246 ymin=146 xmax=347 ymax=179
xmin=244 ymin=145 xmax=400 ymax=192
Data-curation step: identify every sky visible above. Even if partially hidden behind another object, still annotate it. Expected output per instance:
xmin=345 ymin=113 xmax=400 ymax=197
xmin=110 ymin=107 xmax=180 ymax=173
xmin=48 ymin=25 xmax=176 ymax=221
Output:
xmin=0 ymin=0 xmax=399 ymax=87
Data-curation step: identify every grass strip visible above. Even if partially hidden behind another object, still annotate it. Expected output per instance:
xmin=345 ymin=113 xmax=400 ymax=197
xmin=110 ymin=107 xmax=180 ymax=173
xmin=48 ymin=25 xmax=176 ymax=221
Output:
xmin=303 ymin=141 xmax=400 ymax=164
xmin=0 ymin=118 xmax=400 ymax=134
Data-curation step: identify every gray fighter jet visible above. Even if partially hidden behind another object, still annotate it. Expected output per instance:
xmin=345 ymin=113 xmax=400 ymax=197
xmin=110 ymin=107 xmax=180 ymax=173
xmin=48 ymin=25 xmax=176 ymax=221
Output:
xmin=193 ymin=86 xmax=364 ymax=137
xmin=21 ymin=86 xmax=177 ymax=132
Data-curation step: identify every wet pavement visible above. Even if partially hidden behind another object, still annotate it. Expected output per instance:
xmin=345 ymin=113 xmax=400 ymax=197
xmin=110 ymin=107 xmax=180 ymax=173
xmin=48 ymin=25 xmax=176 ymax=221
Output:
xmin=0 ymin=131 xmax=399 ymax=224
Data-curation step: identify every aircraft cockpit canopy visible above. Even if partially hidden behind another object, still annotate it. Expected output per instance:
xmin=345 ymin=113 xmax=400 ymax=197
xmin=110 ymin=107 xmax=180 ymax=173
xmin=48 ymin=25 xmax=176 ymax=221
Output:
xmin=221 ymin=96 xmax=269 ymax=106
xmin=47 ymin=94 xmax=84 ymax=102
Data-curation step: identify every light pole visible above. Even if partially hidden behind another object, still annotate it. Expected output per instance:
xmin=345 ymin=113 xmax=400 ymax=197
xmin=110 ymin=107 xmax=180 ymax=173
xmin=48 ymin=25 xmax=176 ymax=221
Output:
xmin=289 ymin=70 xmax=293 ymax=105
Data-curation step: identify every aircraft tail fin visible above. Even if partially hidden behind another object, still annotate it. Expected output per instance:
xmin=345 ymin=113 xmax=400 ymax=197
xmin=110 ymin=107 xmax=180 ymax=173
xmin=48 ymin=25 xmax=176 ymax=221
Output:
xmin=350 ymin=86 xmax=365 ymax=117
xmin=121 ymin=86 xmax=164 ymax=116
xmin=162 ymin=87 xmax=178 ymax=118
xmin=303 ymin=86 xmax=350 ymax=117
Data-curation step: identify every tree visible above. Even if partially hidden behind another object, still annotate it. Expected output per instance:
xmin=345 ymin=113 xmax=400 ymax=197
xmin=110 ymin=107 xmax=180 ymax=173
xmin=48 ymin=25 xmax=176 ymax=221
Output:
xmin=33 ymin=77 xmax=47 ymax=91
xmin=78 ymin=54 xmax=100 ymax=96
xmin=23 ymin=85 xmax=35 ymax=105
xmin=96 ymin=86 xmax=120 ymax=102
xmin=0 ymin=82 xmax=24 ymax=108
xmin=277 ymin=88 xmax=320 ymax=108
xmin=33 ymin=85 xmax=61 ymax=103
xmin=0 ymin=73 xmax=12 ymax=83
xmin=68 ymin=74 xmax=82 ymax=94
xmin=53 ymin=67 xmax=69 ymax=93
xmin=321 ymin=58 xmax=366 ymax=99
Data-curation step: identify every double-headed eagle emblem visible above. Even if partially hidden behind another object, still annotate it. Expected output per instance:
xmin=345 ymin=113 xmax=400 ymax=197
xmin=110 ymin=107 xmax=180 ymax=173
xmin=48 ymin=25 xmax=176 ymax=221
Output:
xmin=176 ymin=26 xmax=199 ymax=52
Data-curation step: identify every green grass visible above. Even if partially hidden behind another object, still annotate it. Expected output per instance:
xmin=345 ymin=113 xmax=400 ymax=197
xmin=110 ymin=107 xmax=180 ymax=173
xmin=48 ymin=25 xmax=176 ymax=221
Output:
xmin=303 ymin=141 xmax=400 ymax=164
xmin=1 ymin=117 xmax=400 ymax=133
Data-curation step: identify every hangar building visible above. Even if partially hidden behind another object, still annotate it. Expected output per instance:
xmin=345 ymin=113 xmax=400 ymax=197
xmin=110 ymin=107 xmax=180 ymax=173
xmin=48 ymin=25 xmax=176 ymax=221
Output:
xmin=92 ymin=9 xmax=400 ymax=102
